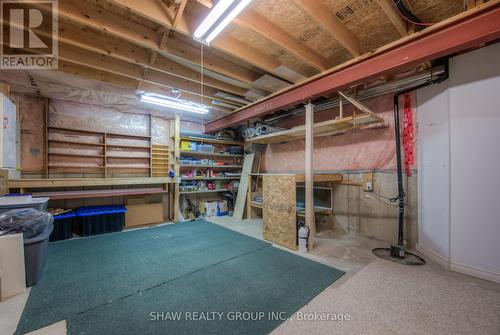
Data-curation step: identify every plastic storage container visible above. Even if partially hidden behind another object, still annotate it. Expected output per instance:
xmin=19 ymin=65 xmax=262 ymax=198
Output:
xmin=76 ymin=206 xmax=127 ymax=237
xmin=50 ymin=211 xmax=76 ymax=241
xmin=0 ymin=196 xmax=49 ymax=214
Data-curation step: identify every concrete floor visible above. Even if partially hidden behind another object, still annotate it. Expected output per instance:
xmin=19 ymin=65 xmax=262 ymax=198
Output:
xmin=1 ymin=217 xmax=499 ymax=335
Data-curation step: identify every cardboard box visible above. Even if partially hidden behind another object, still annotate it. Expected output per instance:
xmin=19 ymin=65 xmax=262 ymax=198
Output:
xmin=125 ymin=203 xmax=164 ymax=227
xmin=205 ymin=200 xmax=228 ymax=217
xmin=217 ymin=200 xmax=228 ymax=216
xmin=0 ymin=233 xmax=26 ymax=301
xmin=205 ymin=201 xmax=218 ymax=218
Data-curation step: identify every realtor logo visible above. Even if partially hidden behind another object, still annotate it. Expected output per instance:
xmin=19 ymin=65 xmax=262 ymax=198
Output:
xmin=1 ymin=0 xmax=58 ymax=69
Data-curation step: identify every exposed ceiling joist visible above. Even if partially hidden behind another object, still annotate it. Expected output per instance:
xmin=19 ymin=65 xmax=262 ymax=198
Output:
xmin=235 ymin=10 xmax=330 ymax=71
xmin=54 ymin=23 xmax=248 ymax=97
xmin=205 ymin=3 xmax=500 ymax=132
xmin=107 ymin=0 xmax=299 ymax=83
xmin=55 ymin=60 xmax=231 ymax=117
xmin=291 ymin=0 xmax=362 ymax=57
xmin=33 ymin=0 xmax=264 ymax=89
xmin=376 ymin=0 xmax=408 ymax=36
xmin=173 ymin=0 xmax=188 ymax=28
xmin=56 ymin=44 xmax=235 ymax=111
xmin=195 ymin=0 xmax=329 ymax=72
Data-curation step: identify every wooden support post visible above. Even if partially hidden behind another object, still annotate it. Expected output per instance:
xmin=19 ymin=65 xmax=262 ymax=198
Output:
xmin=305 ymin=102 xmax=315 ymax=249
xmin=173 ymin=115 xmax=180 ymax=222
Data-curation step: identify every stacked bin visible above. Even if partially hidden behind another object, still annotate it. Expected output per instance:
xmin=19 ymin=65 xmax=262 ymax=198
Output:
xmin=49 ymin=211 xmax=76 ymax=241
xmin=76 ymin=205 xmax=127 ymax=237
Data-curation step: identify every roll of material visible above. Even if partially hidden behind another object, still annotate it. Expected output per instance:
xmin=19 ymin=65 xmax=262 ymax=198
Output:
xmin=255 ymin=125 xmax=284 ymax=136
xmin=242 ymin=127 xmax=255 ymax=138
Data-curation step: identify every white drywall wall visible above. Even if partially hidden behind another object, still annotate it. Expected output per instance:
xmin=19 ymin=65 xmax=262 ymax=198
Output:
xmin=418 ymin=42 xmax=500 ymax=282
xmin=448 ymin=42 xmax=500 ymax=281
xmin=417 ymin=81 xmax=450 ymax=265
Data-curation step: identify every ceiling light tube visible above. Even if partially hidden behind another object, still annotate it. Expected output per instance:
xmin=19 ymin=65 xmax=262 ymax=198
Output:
xmin=140 ymin=93 xmax=209 ymax=114
xmin=205 ymin=0 xmax=252 ymax=44
xmin=194 ymin=0 xmax=235 ymax=40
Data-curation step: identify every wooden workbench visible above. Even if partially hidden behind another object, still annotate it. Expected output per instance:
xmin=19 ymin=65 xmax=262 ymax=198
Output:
xmin=8 ymin=177 xmax=175 ymax=222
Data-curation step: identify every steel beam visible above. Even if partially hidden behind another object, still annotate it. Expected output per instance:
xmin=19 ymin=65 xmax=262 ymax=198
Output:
xmin=205 ymin=3 xmax=500 ymax=133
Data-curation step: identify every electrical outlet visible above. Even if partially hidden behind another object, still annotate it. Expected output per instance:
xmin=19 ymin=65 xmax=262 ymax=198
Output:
xmin=365 ymin=180 xmax=373 ymax=192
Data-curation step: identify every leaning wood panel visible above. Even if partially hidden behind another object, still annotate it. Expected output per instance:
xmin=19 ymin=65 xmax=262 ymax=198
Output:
xmin=263 ymin=174 xmax=297 ymax=250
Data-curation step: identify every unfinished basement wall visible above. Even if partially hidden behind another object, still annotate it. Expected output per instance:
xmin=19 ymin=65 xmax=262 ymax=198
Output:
xmin=16 ymin=96 xmax=203 ymax=179
xmin=260 ymin=93 xmax=419 ymax=248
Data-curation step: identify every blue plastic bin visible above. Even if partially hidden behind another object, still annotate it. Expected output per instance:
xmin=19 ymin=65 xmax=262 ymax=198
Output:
xmin=49 ymin=211 xmax=76 ymax=241
xmin=76 ymin=206 xmax=127 ymax=237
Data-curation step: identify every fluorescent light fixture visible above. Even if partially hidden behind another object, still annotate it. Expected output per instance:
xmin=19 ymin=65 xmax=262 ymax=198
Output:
xmin=205 ymin=0 xmax=251 ymax=44
xmin=140 ymin=93 xmax=209 ymax=114
xmin=194 ymin=0 xmax=252 ymax=44
xmin=194 ymin=0 xmax=234 ymax=40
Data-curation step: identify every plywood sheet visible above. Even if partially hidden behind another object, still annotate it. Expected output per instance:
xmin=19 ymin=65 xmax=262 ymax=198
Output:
xmin=125 ymin=203 xmax=164 ymax=227
xmin=233 ymin=153 xmax=255 ymax=219
xmin=263 ymin=174 xmax=297 ymax=250
xmin=18 ymin=94 xmax=45 ymax=172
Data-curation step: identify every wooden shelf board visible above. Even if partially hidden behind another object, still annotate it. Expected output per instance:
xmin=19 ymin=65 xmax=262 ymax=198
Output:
xmin=246 ymin=113 xmax=384 ymax=144
xmin=180 ymin=164 xmax=242 ymax=169
xmin=48 ymin=164 xmax=105 ymax=169
xmin=180 ymin=136 xmax=243 ymax=146
xmin=107 ymin=165 xmax=150 ymax=169
xmin=106 ymin=155 xmax=150 ymax=159
xmin=8 ymin=177 xmax=173 ymax=188
xmin=106 ymin=144 xmax=150 ymax=149
xmin=48 ymin=152 xmax=104 ymax=158
xmin=180 ymin=188 xmax=231 ymax=195
xmin=32 ymin=187 xmax=166 ymax=200
xmin=48 ymin=139 xmax=104 ymax=146
xmin=181 ymin=176 xmax=241 ymax=181
xmin=48 ymin=126 xmax=151 ymax=139
xmin=179 ymin=150 xmax=242 ymax=158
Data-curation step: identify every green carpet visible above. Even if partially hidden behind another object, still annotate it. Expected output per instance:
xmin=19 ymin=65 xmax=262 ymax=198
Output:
xmin=16 ymin=220 xmax=345 ymax=335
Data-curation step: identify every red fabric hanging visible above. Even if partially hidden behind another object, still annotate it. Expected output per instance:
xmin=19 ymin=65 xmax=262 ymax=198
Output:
xmin=402 ymin=93 xmax=414 ymax=176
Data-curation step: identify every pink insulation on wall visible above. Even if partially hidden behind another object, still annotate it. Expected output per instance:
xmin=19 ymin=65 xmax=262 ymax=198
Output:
xmin=261 ymin=93 xmax=418 ymax=172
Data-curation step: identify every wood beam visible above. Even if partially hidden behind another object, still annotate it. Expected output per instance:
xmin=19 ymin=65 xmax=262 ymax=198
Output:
xmin=305 ymin=102 xmax=315 ymax=249
xmin=234 ymin=10 xmax=330 ymax=71
xmin=195 ymin=0 xmax=328 ymax=71
xmin=57 ymin=43 xmax=231 ymax=107
xmin=292 ymin=0 xmax=361 ymax=57
xmin=173 ymin=0 xmax=188 ymax=28
xmin=106 ymin=0 xmax=297 ymax=82
xmin=32 ymin=0 xmax=262 ymax=88
xmin=376 ymin=0 xmax=408 ymax=36
xmin=51 ymin=21 xmax=248 ymax=96
xmin=205 ymin=2 xmax=500 ymax=132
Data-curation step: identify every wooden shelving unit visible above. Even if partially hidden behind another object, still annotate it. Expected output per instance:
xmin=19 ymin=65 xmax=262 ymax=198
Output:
xmin=151 ymin=144 xmax=170 ymax=177
xmin=178 ymin=135 xmax=244 ymax=219
xmin=47 ymin=126 xmax=152 ymax=177
xmin=246 ymin=113 xmax=383 ymax=144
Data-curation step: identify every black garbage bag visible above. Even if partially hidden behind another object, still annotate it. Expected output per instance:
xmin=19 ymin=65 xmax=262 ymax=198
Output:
xmin=0 ymin=208 xmax=53 ymax=239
